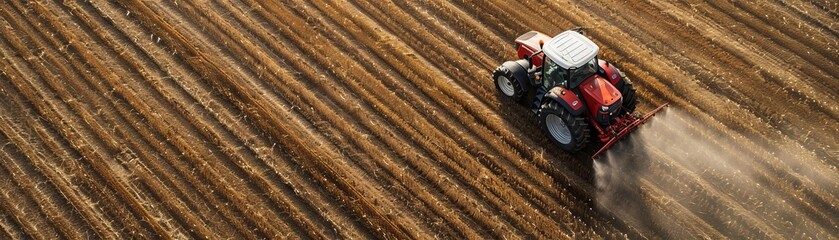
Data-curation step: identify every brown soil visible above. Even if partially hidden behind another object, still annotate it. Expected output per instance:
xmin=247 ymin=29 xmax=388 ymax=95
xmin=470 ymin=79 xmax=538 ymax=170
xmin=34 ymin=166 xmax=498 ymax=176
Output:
xmin=0 ymin=0 xmax=835 ymax=238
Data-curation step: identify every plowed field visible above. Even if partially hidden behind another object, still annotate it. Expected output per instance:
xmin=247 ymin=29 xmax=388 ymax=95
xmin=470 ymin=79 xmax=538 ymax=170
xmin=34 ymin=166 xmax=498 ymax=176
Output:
xmin=0 ymin=0 xmax=836 ymax=239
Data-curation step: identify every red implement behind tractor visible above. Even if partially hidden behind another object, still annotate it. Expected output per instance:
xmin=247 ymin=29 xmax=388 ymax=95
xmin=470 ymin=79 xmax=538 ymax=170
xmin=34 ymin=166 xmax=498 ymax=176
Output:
xmin=493 ymin=29 xmax=667 ymax=159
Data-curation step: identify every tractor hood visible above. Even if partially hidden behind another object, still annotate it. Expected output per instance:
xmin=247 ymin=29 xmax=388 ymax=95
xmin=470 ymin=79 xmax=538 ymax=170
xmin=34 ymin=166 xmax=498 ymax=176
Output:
xmin=580 ymin=75 xmax=621 ymax=107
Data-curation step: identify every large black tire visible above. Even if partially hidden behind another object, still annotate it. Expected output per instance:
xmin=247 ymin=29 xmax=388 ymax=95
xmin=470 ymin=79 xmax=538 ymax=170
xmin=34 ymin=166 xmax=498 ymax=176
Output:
xmin=619 ymin=76 xmax=637 ymax=114
xmin=493 ymin=66 xmax=526 ymax=102
xmin=539 ymin=99 xmax=589 ymax=152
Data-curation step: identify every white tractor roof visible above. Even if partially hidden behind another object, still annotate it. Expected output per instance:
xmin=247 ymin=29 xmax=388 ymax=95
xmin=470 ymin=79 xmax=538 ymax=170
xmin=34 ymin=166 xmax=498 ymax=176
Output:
xmin=542 ymin=30 xmax=599 ymax=69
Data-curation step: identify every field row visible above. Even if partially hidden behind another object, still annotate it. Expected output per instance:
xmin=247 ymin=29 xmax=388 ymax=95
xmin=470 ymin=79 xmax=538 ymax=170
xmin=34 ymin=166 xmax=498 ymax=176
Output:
xmin=0 ymin=0 xmax=836 ymax=238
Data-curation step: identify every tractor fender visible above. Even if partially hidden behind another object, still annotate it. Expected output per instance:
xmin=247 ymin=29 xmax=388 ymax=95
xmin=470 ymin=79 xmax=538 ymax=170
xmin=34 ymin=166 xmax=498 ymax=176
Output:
xmin=500 ymin=59 xmax=533 ymax=91
xmin=598 ymin=59 xmax=624 ymax=88
xmin=545 ymin=87 xmax=586 ymax=116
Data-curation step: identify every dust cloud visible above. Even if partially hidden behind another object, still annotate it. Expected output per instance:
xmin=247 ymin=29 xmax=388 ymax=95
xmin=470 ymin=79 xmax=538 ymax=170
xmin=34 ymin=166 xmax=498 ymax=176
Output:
xmin=593 ymin=108 xmax=837 ymax=238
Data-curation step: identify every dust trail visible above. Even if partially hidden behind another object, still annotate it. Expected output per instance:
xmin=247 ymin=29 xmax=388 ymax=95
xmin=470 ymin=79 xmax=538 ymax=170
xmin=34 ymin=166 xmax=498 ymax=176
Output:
xmin=594 ymin=108 xmax=837 ymax=239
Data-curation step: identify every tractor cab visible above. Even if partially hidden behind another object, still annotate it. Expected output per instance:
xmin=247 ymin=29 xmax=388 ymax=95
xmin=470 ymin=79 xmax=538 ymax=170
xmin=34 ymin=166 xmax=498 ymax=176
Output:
xmin=541 ymin=55 xmax=600 ymax=92
xmin=540 ymin=31 xmax=601 ymax=90
xmin=540 ymin=31 xmax=623 ymax=125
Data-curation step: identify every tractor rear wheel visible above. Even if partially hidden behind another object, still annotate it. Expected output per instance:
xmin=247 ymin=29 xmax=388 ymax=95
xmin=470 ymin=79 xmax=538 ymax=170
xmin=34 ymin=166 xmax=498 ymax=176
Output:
xmin=493 ymin=66 xmax=525 ymax=102
xmin=540 ymin=99 xmax=589 ymax=152
xmin=620 ymin=76 xmax=637 ymax=114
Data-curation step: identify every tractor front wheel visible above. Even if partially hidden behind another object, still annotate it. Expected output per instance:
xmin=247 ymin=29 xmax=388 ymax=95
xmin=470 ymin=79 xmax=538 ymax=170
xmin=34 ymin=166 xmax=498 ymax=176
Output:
xmin=619 ymin=76 xmax=637 ymax=114
xmin=493 ymin=66 xmax=525 ymax=102
xmin=540 ymin=99 xmax=589 ymax=152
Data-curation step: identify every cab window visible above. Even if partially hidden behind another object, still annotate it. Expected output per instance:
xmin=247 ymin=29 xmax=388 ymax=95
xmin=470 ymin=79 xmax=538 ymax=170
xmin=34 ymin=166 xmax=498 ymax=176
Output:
xmin=568 ymin=57 xmax=598 ymax=89
xmin=542 ymin=58 xmax=568 ymax=89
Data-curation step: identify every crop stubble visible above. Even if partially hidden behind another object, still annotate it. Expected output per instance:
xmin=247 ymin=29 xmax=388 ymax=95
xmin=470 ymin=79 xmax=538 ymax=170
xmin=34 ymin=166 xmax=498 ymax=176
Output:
xmin=0 ymin=0 xmax=836 ymax=238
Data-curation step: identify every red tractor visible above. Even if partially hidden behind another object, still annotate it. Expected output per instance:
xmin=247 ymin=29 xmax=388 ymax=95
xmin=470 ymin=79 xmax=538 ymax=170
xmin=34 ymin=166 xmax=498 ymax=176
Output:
xmin=493 ymin=29 xmax=667 ymax=159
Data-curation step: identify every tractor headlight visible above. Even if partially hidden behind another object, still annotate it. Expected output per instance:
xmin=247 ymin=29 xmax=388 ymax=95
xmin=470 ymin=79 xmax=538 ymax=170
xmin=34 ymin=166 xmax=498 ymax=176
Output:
xmin=601 ymin=105 xmax=609 ymax=111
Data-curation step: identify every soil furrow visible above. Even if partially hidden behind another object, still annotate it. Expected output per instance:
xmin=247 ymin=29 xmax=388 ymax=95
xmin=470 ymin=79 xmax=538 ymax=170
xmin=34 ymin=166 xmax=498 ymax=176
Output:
xmin=9 ymin=0 xmax=290 ymax=236
xmin=61 ymin=1 xmax=328 ymax=237
xmin=217 ymin=0 xmax=484 ymax=237
xmin=253 ymin=0 xmax=524 ymax=237
xmin=0 ymin=3 xmax=228 ymax=235
xmin=115 ymin=0 xmax=412 ymax=237
xmin=723 ymin=0 xmax=838 ymax=64
xmin=0 ymin=168 xmax=60 ymax=239
xmin=159 ymin=0 xmax=434 ymax=237
xmin=231 ymin=0 xmax=544 ymax=236
xmin=83 ymin=0 xmax=328 ymax=237
xmin=185 ymin=0 xmax=434 ymax=236
xmin=0 ymin=72 xmax=125 ymax=239
xmin=0 ymin=23 xmax=158 ymax=238
xmin=0 ymin=206 xmax=25 ymax=240
xmin=0 ymin=0 xmax=835 ymax=238
xmin=0 ymin=116 xmax=92 ymax=239
xmin=644 ymin=0 xmax=839 ymax=158
xmin=698 ymin=0 xmax=839 ymax=103
xmin=779 ymin=0 xmax=839 ymax=38
xmin=89 ymin=1 xmax=357 ymax=238
xmin=0 ymin=5 xmax=223 ymax=239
